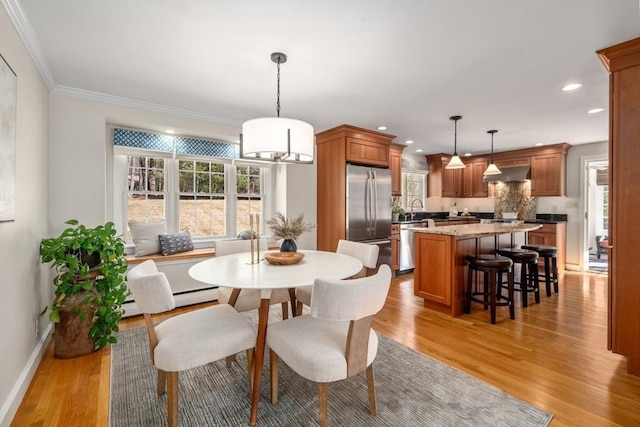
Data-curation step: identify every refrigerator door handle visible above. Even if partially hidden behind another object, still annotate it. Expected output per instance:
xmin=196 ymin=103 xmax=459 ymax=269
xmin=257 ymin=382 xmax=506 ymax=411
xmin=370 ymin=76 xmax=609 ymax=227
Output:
xmin=372 ymin=169 xmax=378 ymax=237
xmin=366 ymin=239 xmax=391 ymax=245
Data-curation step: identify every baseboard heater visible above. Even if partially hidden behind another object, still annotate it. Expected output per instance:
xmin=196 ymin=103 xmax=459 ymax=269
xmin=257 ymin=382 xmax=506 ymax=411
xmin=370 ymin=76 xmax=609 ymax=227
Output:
xmin=122 ymin=286 xmax=219 ymax=317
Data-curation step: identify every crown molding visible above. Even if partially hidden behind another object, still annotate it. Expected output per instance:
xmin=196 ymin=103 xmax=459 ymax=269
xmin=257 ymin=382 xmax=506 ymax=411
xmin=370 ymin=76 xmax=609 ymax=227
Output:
xmin=52 ymin=85 xmax=243 ymax=127
xmin=1 ymin=0 xmax=56 ymax=91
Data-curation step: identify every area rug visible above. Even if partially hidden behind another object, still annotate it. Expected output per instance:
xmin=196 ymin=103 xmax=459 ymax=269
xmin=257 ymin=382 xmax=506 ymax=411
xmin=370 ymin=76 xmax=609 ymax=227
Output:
xmin=110 ymin=312 xmax=553 ymax=426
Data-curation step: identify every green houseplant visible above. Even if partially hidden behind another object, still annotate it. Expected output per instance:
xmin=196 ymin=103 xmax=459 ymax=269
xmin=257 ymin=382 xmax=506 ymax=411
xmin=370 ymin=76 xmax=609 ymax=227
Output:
xmin=40 ymin=219 xmax=129 ymax=356
xmin=392 ymin=201 xmax=405 ymax=221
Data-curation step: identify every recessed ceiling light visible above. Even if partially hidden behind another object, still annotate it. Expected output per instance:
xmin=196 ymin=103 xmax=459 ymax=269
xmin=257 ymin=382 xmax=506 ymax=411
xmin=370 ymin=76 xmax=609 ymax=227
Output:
xmin=534 ymin=142 xmax=544 ymax=146
xmin=164 ymin=129 xmax=175 ymax=134
xmin=405 ymin=140 xmax=414 ymax=144
xmin=588 ymin=108 xmax=605 ymax=114
xmin=464 ymin=153 xmax=471 ymax=157
xmin=377 ymin=126 xmax=388 ymax=131
xmin=562 ymin=83 xmax=582 ymax=91
xmin=416 ymin=149 xmax=423 ymax=153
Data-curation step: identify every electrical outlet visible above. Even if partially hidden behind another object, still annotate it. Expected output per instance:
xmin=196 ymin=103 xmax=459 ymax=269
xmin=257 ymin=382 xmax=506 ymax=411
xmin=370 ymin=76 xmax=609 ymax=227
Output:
xmin=34 ymin=317 xmax=39 ymax=338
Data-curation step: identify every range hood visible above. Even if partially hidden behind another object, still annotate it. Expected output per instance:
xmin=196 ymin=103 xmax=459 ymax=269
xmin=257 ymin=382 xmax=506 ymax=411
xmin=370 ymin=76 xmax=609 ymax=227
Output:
xmin=482 ymin=166 xmax=531 ymax=182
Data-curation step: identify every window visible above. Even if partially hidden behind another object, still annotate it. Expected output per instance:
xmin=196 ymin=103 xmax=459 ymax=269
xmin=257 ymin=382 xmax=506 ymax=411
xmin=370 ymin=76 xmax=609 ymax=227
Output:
xmin=235 ymin=165 xmax=263 ymax=233
xmin=178 ymin=160 xmax=226 ymax=237
xmin=126 ymin=156 xmax=165 ymax=225
xmin=112 ymin=127 xmax=271 ymax=244
xmin=401 ymin=172 xmax=426 ymax=211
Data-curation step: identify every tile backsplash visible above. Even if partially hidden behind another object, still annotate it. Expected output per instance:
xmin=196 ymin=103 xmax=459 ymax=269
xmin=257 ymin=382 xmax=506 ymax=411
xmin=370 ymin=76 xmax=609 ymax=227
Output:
xmin=493 ymin=181 xmax=537 ymax=220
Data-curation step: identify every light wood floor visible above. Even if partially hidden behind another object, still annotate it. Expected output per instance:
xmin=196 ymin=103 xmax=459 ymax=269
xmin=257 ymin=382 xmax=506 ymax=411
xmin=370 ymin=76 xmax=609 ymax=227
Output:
xmin=11 ymin=270 xmax=640 ymax=426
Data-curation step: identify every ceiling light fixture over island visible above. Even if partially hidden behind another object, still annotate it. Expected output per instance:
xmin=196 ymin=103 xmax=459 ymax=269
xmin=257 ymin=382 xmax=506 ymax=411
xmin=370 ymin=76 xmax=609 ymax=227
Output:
xmin=411 ymin=223 xmax=542 ymax=317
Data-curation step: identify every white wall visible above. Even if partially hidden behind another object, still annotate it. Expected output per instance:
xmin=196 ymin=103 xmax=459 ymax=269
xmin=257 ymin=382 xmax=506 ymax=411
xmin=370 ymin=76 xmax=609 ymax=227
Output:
xmin=0 ymin=6 xmax=51 ymax=425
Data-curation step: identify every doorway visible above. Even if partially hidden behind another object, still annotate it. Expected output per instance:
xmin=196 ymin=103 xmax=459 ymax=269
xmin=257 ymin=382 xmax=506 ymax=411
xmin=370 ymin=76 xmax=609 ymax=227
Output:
xmin=585 ymin=159 xmax=608 ymax=272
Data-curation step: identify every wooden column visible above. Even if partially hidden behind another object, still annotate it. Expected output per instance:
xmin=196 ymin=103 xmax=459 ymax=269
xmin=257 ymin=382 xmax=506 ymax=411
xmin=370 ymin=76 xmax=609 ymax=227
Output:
xmin=597 ymin=37 xmax=640 ymax=376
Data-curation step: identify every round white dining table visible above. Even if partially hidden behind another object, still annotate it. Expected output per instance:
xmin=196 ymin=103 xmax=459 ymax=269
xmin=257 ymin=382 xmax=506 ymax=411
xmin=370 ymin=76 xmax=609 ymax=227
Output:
xmin=188 ymin=249 xmax=363 ymax=426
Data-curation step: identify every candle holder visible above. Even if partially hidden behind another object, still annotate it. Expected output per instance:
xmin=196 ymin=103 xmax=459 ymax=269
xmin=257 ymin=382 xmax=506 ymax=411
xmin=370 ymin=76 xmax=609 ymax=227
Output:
xmin=247 ymin=213 xmax=262 ymax=265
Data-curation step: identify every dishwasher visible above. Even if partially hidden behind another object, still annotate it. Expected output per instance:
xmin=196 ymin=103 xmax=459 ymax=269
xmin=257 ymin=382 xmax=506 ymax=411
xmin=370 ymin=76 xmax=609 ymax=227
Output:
xmin=399 ymin=223 xmax=416 ymax=273
xmin=399 ymin=220 xmax=435 ymax=273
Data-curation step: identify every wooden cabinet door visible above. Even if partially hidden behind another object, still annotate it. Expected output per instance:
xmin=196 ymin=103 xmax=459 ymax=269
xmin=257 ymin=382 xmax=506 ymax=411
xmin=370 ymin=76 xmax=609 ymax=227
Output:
xmin=390 ymin=145 xmax=404 ymax=196
xmin=391 ymin=225 xmax=400 ymax=271
xmin=531 ymin=153 xmax=564 ymax=196
xmin=345 ymin=137 xmax=390 ymax=167
xmin=442 ymin=163 xmax=462 ymax=197
xmin=472 ymin=160 xmax=489 ymax=197
xmin=462 ymin=165 xmax=473 ymax=197
xmin=414 ymin=234 xmax=451 ymax=306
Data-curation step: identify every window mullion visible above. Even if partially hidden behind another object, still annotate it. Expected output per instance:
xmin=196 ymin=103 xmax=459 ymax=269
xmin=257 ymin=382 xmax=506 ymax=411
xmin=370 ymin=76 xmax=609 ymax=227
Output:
xmin=166 ymin=159 xmax=178 ymax=233
xmin=226 ymin=163 xmax=237 ymax=238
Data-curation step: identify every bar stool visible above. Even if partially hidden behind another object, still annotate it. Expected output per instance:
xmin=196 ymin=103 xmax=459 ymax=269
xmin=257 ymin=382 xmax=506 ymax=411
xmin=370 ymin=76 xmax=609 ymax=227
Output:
xmin=465 ymin=254 xmax=514 ymax=324
xmin=496 ymin=248 xmax=540 ymax=308
xmin=522 ymin=244 xmax=559 ymax=297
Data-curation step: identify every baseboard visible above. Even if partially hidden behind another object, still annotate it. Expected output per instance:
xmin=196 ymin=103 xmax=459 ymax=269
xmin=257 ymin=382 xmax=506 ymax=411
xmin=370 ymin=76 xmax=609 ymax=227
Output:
xmin=565 ymin=263 xmax=581 ymax=271
xmin=0 ymin=322 xmax=53 ymax=427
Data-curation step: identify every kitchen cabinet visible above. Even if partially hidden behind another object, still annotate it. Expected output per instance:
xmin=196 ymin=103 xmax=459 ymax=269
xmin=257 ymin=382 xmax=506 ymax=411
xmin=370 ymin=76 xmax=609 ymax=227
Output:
xmin=427 ymin=155 xmax=463 ymax=197
xmin=530 ymin=152 xmax=566 ymax=196
xmin=390 ymin=143 xmax=405 ymax=196
xmin=526 ymin=222 xmax=566 ymax=272
xmin=598 ymin=37 xmax=640 ymax=376
xmin=315 ymin=124 xmax=395 ymax=252
xmin=429 ymin=156 xmax=489 ymax=198
xmin=345 ymin=136 xmax=390 ymax=167
xmin=467 ymin=160 xmax=489 ymax=197
xmin=428 ymin=145 xmax=570 ymax=199
xmin=391 ymin=224 xmax=400 ymax=271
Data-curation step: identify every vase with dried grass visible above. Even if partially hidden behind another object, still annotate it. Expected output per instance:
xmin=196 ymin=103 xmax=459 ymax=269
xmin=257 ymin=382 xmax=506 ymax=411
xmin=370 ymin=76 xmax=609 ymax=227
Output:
xmin=266 ymin=212 xmax=315 ymax=252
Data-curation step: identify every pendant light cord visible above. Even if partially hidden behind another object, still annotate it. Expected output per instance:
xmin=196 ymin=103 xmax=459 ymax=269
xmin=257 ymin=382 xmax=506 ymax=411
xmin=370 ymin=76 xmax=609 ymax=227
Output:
xmin=453 ymin=119 xmax=458 ymax=155
xmin=276 ymin=59 xmax=281 ymax=118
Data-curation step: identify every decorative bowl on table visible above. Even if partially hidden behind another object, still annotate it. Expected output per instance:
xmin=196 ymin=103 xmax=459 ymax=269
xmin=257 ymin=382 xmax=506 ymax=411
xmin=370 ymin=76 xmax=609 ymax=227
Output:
xmin=264 ymin=252 xmax=305 ymax=265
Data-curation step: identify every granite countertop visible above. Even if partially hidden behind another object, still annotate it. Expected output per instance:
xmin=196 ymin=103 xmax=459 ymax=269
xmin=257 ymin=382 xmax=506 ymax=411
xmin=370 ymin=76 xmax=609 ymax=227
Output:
xmin=410 ymin=222 xmax=542 ymax=237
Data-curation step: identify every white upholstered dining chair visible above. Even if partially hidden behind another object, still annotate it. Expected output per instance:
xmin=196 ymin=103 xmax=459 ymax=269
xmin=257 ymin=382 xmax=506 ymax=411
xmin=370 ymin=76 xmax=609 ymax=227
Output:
xmin=267 ymin=264 xmax=392 ymax=426
xmin=295 ymin=239 xmax=379 ymax=314
xmin=215 ymin=239 xmax=293 ymax=318
xmin=127 ymin=260 xmax=257 ymax=427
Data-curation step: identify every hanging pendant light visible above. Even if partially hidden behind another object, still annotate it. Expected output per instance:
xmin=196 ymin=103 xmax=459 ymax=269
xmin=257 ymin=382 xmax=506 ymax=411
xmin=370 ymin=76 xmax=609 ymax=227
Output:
xmin=240 ymin=52 xmax=314 ymax=164
xmin=483 ymin=129 xmax=502 ymax=175
xmin=445 ymin=115 xmax=466 ymax=169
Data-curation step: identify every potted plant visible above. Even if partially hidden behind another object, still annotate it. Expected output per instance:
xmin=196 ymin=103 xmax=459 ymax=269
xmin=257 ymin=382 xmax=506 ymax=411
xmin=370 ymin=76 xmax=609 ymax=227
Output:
xmin=40 ymin=219 xmax=129 ymax=358
xmin=392 ymin=202 xmax=405 ymax=222
xmin=266 ymin=211 xmax=315 ymax=252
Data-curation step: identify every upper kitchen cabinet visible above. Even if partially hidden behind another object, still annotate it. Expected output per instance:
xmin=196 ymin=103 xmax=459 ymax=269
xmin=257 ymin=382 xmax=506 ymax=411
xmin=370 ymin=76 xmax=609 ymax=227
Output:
xmin=530 ymin=151 xmax=567 ymax=196
xmin=493 ymin=143 xmax=571 ymax=197
xmin=463 ymin=159 xmax=490 ymax=198
xmin=428 ymin=155 xmax=488 ymax=198
xmin=598 ymin=37 xmax=640 ymax=376
xmin=315 ymin=125 xmax=396 ymax=251
xmin=316 ymin=124 xmax=393 ymax=168
xmin=390 ymin=143 xmax=406 ymax=196
xmin=427 ymin=154 xmax=463 ymax=197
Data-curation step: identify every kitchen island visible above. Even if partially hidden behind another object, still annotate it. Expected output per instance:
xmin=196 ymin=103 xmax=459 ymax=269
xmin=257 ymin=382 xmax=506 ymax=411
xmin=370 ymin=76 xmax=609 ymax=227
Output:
xmin=411 ymin=223 xmax=542 ymax=317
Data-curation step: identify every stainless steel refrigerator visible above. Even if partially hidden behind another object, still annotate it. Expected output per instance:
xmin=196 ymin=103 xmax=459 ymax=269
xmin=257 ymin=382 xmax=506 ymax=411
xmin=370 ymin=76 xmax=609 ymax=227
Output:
xmin=345 ymin=164 xmax=392 ymax=270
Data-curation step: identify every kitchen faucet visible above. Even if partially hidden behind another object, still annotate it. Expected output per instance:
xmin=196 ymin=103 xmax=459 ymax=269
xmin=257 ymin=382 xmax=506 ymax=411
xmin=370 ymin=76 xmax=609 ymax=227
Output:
xmin=410 ymin=199 xmax=424 ymax=220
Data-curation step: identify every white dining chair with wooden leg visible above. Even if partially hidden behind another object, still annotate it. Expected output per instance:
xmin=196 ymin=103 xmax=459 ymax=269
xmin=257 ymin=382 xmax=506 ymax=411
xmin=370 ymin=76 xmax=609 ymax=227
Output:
xmin=296 ymin=239 xmax=379 ymax=315
xmin=127 ymin=260 xmax=257 ymax=427
xmin=267 ymin=264 xmax=392 ymax=427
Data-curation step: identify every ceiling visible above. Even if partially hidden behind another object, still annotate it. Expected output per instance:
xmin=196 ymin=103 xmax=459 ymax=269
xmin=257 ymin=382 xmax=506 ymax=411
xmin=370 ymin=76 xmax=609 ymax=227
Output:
xmin=11 ymin=0 xmax=640 ymax=157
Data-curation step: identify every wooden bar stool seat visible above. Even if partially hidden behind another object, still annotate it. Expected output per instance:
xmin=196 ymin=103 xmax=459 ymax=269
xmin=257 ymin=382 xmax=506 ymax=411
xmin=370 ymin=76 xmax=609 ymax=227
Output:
xmin=497 ymin=248 xmax=540 ymax=308
xmin=465 ymin=255 xmax=514 ymax=324
xmin=522 ymin=244 xmax=559 ymax=297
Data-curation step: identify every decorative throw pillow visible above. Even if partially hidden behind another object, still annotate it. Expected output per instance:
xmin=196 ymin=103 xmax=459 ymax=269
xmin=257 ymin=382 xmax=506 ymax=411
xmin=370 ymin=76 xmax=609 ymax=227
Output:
xmin=159 ymin=230 xmax=194 ymax=256
xmin=128 ymin=220 xmax=167 ymax=256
